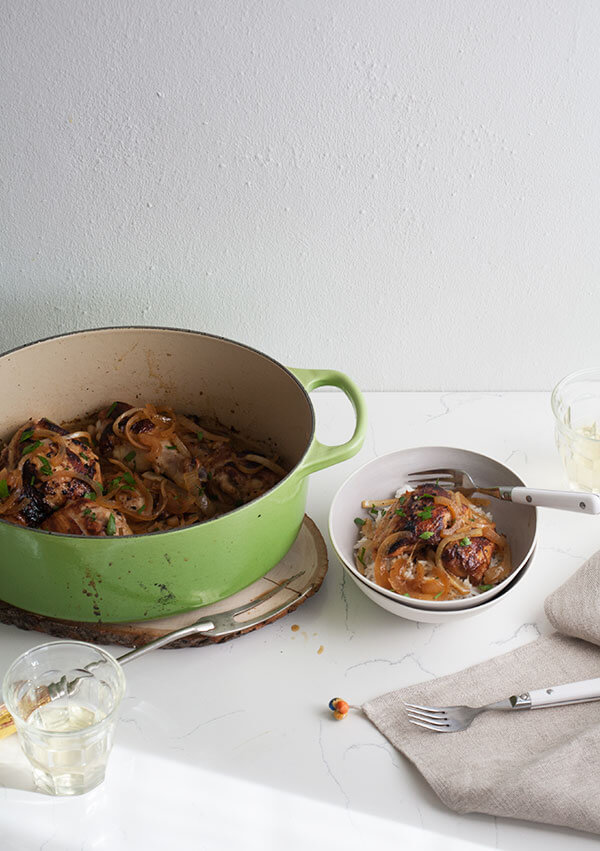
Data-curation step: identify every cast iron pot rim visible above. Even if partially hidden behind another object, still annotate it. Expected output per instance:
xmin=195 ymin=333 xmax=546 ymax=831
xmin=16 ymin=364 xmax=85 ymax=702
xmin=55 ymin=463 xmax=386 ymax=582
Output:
xmin=0 ymin=325 xmax=315 ymax=541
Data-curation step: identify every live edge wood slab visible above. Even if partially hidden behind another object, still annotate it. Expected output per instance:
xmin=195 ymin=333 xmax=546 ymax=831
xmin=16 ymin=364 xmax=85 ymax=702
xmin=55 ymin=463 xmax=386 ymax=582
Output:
xmin=0 ymin=516 xmax=328 ymax=648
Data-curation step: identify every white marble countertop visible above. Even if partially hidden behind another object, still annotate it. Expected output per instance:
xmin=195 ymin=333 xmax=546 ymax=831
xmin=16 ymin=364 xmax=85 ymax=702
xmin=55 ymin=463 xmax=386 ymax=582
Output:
xmin=1 ymin=391 xmax=599 ymax=851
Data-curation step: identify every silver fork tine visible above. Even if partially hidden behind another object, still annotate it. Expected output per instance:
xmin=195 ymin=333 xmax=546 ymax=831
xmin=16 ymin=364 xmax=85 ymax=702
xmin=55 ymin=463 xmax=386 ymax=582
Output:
xmin=409 ymin=467 xmax=455 ymax=478
xmin=406 ymin=713 xmax=451 ymax=728
xmin=407 ymin=480 xmax=454 ymax=488
xmin=407 ymin=718 xmax=450 ymax=732
xmin=405 ymin=476 xmax=455 ymax=485
xmin=406 ymin=709 xmax=448 ymax=723
xmin=405 ymin=475 xmax=453 ymax=483
xmin=403 ymin=702 xmax=445 ymax=713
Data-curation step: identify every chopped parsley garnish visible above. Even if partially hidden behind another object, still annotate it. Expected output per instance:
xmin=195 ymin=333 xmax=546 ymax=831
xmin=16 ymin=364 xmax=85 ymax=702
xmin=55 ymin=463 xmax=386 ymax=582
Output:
xmin=417 ymin=506 xmax=433 ymax=520
xmin=419 ymin=531 xmax=434 ymax=540
xmin=357 ymin=547 xmax=366 ymax=565
xmin=403 ymin=593 xmax=411 ymax=597
xmin=420 ymin=493 xmax=434 ymax=499
xmin=399 ymin=496 xmax=406 ymax=504
xmin=22 ymin=440 xmax=42 ymax=456
xmin=197 ymin=431 xmax=203 ymax=441
xmin=84 ymin=491 xmax=97 ymax=500
xmin=105 ymin=513 xmax=116 ymax=536
xmin=369 ymin=506 xmax=379 ymax=516
xmin=433 ymin=591 xmax=443 ymax=599
xmin=0 ymin=479 xmax=9 ymax=499
xmin=478 ymin=584 xmax=494 ymax=592
xmin=137 ymin=506 xmax=145 ymax=513
xmin=354 ymin=517 xmax=365 ymax=527
xmin=80 ymin=453 xmax=89 ymax=462
xmin=19 ymin=428 xmax=34 ymax=443
xmin=30 ymin=475 xmax=35 ymax=485
xmin=83 ymin=508 xmax=96 ymax=520
xmin=395 ymin=509 xmax=405 ymax=517
xmin=107 ymin=402 xmax=117 ymax=416
xmin=39 ymin=457 xmax=52 ymax=476
xmin=107 ymin=476 xmax=122 ymax=491
xmin=459 ymin=537 xmax=471 ymax=546
xmin=124 ymin=450 xmax=136 ymax=463
xmin=122 ymin=471 xmax=135 ymax=486
xmin=166 ymin=445 xmax=177 ymax=450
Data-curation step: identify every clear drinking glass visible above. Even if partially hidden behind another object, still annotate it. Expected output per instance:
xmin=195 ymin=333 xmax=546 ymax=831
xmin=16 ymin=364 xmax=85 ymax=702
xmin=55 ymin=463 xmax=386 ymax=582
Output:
xmin=2 ymin=640 xmax=126 ymax=796
xmin=551 ymin=368 xmax=600 ymax=492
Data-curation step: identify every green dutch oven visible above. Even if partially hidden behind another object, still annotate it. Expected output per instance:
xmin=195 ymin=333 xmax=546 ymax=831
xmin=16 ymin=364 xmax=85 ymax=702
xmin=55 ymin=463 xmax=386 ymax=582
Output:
xmin=0 ymin=327 xmax=366 ymax=622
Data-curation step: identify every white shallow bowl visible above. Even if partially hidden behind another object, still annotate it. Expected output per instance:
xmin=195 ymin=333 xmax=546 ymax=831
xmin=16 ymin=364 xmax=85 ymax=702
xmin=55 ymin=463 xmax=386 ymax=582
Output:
xmin=329 ymin=446 xmax=537 ymax=620
xmin=344 ymin=544 xmax=536 ymax=623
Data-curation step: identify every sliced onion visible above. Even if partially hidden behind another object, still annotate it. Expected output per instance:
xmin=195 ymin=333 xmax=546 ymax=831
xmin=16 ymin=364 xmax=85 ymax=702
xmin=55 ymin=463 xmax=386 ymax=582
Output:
xmin=176 ymin=415 xmax=230 ymax=442
xmin=243 ymin=454 xmax=286 ymax=476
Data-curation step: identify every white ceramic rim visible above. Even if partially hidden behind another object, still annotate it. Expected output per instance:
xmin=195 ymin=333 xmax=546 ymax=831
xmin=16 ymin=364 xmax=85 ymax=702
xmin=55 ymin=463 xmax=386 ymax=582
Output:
xmin=328 ymin=445 xmax=538 ymax=610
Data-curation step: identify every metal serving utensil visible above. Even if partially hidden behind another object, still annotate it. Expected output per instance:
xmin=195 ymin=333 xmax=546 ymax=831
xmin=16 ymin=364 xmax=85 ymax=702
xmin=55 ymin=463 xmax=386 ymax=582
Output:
xmin=405 ymin=675 xmax=600 ymax=732
xmin=405 ymin=467 xmax=600 ymax=514
xmin=0 ymin=572 xmax=310 ymax=738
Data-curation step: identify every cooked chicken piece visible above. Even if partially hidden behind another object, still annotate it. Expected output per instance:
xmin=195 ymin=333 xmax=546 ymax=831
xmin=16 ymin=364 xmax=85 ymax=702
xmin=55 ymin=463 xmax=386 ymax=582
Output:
xmin=211 ymin=461 xmax=280 ymax=506
xmin=442 ymin=536 xmax=496 ymax=585
xmin=374 ymin=484 xmax=455 ymax=552
xmin=9 ymin=467 xmax=51 ymax=527
xmin=100 ymin=461 xmax=146 ymax=513
xmin=7 ymin=419 xmax=102 ymax=526
xmin=42 ymin=499 xmax=131 ymax=536
xmin=96 ymin=402 xmax=135 ymax=456
xmin=96 ymin=407 xmax=203 ymax=491
xmin=111 ymin=442 xmax=152 ymax=473
xmin=152 ymin=439 xmax=205 ymax=491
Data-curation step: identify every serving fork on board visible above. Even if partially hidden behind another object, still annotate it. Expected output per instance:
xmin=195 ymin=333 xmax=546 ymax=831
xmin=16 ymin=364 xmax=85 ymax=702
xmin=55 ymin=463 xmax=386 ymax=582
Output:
xmin=405 ymin=676 xmax=600 ymax=732
xmin=406 ymin=467 xmax=600 ymax=514
xmin=0 ymin=572 xmax=310 ymax=740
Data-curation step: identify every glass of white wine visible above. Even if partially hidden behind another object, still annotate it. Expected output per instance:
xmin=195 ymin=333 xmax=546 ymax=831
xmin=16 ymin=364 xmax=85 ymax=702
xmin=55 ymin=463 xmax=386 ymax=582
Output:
xmin=2 ymin=640 xmax=126 ymax=796
xmin=552 ymin=368 xmax=600 ymax=492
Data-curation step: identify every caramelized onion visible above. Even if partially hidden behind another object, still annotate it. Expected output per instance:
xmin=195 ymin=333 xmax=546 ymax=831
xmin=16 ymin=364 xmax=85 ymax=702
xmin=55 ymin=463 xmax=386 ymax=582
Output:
xmin=356 ymin=485 xmax=512 ymax=601
xmin=244 ymin=454 xmax=286 ymax=476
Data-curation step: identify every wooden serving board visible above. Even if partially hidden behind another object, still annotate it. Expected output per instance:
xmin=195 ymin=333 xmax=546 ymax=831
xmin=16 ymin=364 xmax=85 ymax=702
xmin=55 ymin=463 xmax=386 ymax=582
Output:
xmin=0 ymin=516 xmax=328 ymax=648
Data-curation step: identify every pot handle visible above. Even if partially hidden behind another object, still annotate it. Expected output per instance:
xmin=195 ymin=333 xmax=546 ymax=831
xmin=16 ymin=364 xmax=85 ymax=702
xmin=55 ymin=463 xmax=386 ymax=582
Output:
xmin=288 ymin=368 xmax=367 ymax=477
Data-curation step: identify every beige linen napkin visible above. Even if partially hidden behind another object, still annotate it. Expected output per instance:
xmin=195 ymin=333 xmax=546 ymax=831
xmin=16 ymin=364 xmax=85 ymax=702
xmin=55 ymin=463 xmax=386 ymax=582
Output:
xmin=362 ymin=552 xmax=600 ymax=834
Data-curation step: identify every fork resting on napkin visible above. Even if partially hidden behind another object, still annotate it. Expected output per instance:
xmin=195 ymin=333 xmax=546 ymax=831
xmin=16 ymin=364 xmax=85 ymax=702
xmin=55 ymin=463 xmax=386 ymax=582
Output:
xmin=362 ymin=550 xmax=600 ymax=834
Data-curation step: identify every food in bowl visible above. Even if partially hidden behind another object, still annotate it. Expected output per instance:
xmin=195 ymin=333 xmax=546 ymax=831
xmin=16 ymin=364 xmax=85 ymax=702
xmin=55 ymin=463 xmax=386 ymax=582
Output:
xmin=354 ymin=484 xmax=512 ymax=600
xmin=0 ymin=401 xmax=286 ymax=536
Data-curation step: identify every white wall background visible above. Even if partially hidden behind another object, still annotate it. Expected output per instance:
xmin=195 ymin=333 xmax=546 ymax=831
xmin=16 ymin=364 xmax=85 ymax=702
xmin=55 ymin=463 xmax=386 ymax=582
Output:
xmin=1 ymin=0 xmax=599 ymax=390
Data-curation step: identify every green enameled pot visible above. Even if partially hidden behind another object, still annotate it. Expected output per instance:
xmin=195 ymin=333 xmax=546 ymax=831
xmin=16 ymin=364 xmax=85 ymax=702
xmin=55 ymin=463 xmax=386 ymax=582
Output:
xmin=0 ymin=327 xmax=366 ymax=622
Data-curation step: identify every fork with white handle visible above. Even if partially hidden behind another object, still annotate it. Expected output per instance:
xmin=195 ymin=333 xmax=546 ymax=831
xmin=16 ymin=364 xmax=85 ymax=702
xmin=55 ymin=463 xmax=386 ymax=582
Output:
xmin=405 ymin=676 xmax=600 ymax=732
xmin=406 ymin=468 xmax=600 ymax=514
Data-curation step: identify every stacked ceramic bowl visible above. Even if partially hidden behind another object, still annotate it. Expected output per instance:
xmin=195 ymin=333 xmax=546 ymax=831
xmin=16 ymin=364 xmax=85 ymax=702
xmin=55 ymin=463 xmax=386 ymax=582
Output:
xmin=329 ymin=447 xmax=537 ymax=623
